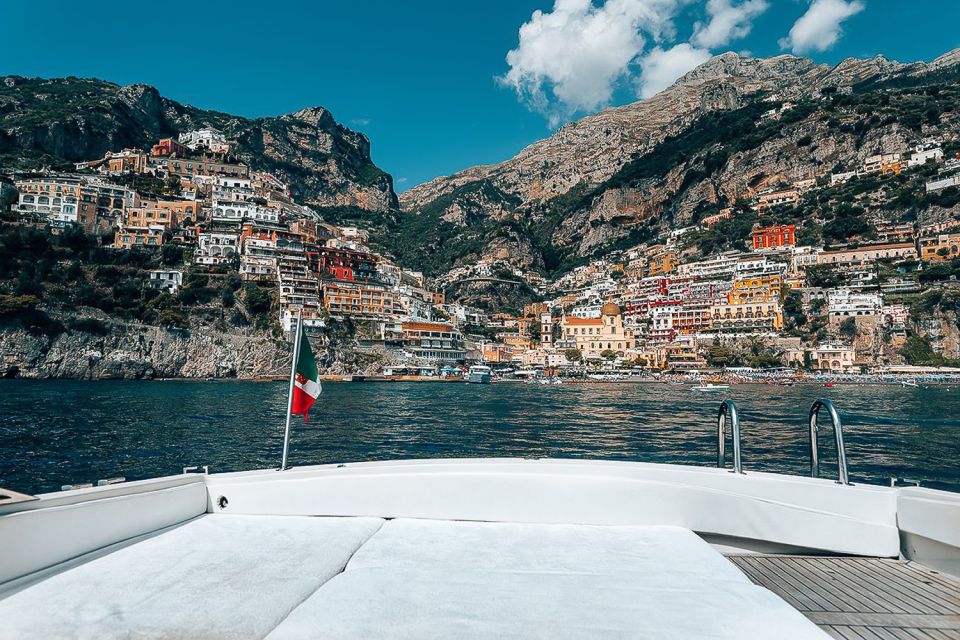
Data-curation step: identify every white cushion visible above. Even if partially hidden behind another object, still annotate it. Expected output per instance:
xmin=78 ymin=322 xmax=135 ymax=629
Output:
xmin=347 ymin=519 xmax=752 ymax=584
xmin=267 ymin=519 xmax=827 ymax=639
xmin=0 ymin=515 xmax=383 ymax=640
xmin=267 ymin=567 xmax=825 ymax=639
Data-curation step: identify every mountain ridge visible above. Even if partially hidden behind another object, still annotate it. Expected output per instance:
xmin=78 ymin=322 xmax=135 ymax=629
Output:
xmin=0 ymin=76 xmax=397 ymax=211
xmin=387 ymin=48 xmax=960 ymax=285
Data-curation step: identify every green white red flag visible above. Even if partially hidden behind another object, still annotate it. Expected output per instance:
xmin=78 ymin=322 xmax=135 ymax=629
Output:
xmin=290 ymin=325 xmax=321 ymax=422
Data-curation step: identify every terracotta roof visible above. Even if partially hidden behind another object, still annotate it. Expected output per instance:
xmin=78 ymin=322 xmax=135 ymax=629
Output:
xmin=600 ymin=302 xmax=621 ymax=316
xmin=564 ymin=317 xmax=602 ymax=326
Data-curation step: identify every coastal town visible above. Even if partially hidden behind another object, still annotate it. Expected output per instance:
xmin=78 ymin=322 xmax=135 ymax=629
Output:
xmin=2 ymin=126 xmax=960 ymax=380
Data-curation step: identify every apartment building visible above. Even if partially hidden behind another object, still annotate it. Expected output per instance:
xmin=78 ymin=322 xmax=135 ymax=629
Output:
xmin=708 ymin=300 xmax=783 ymax=333
xmin=14 ymin=176 xmax=134 ymax=232
xmin=817 ymin=242 xmax=917 ymax=267
xmin=323 ymin=282 xmax=403 ymax=320
xmin=750 ymin=225 xmax=796 ymax=250
xmin=753 ymin=190 xmax=799 ymax=211
xmin=195 ymin=230 xmax=239 ymax=265
xmin=400 ymin=322 xmax=465 ymax=363
xmin=919 ymin=233 xmax=960 ymax=261
xmin=561 ymin=303 xmax=632 ymax=357
xmin=828 ymin=288 xmax=882 ymax=318
xmin=114 ymin=225 xmax=165 ymax=249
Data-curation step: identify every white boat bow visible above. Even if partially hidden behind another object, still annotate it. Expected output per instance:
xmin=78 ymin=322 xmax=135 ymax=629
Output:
xmin=1 ymin=457 xmax=959 ymax=638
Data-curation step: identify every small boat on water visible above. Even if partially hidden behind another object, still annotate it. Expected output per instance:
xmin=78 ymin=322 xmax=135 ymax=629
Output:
xmin=691 ymin=382 xmax=730 ymax=392
xmin=466 ymin=365 xmax=492 ymax=384
xmin=901 ymin=380 xmax=919 ymax=388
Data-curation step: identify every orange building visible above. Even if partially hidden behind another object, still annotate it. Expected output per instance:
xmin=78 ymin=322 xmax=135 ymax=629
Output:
xmin=156 ymin=199 xmax=200 ymax=225
xmin=150 ymin=138 xmax=189 ymax=157
xmin=919 ymin=233 xmax=960 ymax=261
xmin=114 ymin=226 xmax=165 ymax=249
xmin=324 ymin=282 xmax=402 ymax=319
xmin=751 ymin=224 xmax=796 ymax=250
xmin=105 ymin=149 xmax=148 ymax=174
xmin=647 ymin=251 xmax=678 ymax=276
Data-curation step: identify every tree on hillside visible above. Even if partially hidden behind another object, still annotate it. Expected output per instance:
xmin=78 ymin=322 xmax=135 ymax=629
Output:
xmin=564 ymin=348 xmax=582 ymax=363
xmin=839 ymin=317 xmax=857 ymax=339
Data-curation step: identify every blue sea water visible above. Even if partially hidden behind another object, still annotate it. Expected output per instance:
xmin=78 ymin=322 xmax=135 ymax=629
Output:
xmin=1 ymin=380 xmax=958 ymax=495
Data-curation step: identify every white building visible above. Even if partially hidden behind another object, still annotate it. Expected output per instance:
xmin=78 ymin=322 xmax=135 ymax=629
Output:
xmin=830 ymin=171 xmax=857 ymax=186
xmin=791 ymin=246 xmax=820 ymax=272
xmin=178 ymin=128 xmax=232 ymax=154
xmin=828 ymin=288 xmax=881 ymax=318
xmin=735 ymin=256 xmax=788 ymax=278
xmin=677 ymin=252 xmax=741 ymax=279
xmin=811 ymin=343 xmax=858 ymax=373
xmin=926 ymin=174 xmax=960 ymax=193
xmin=147 ymin=270 xmax=183 ymax=293
xmin=15 ymin=190 xmax=79 ymax=225
xmin=195 ymin=231 xmax=239 ymax=266
xmin=788 ymin=343 xmax=857 ymax=373
xmin=212 ymin=201 xmax=279 ymax=223
xmin=908 ymin=147 xmax=944 ymax=168
xmin=570 ymin=303 xmax=602 ymax=319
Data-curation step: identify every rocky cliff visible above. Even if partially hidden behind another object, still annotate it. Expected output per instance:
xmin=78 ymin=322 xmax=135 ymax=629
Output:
xmin=395 ymin=49 xmax=960 ymax=277
xmin=0 ymin=324 xmax=286 ymax=380
xmin=0 ymin=312 xmax=384 ymax=380
xmin=0 ymin=77 xmax=397 ymax=210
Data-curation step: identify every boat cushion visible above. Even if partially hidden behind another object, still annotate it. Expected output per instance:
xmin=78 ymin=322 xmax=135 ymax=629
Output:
xmin=267 ymin=519 xmax=827 ymax=639
xmin=0 ymin=514 xmax=384 ymax=640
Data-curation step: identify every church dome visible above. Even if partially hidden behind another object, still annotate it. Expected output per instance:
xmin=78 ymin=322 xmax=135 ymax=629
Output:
xmin=600 ymin=302 xmax=621 ymax=316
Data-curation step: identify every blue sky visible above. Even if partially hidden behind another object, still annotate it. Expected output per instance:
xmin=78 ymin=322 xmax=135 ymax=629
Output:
xmin=1 ymin=1 xmax=958 ymax=191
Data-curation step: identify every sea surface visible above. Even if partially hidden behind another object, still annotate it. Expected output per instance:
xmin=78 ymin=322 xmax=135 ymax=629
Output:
xmin=1 ymin=380 xmax=958 ymax=495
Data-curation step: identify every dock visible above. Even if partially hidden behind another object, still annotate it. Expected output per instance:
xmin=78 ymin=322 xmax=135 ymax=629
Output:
xmin=728 ymin=555 xmax=960 ymax=639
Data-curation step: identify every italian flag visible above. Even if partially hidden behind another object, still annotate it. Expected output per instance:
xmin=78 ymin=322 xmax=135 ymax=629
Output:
xmin=291 ymin=326 xmax=321 ymax=422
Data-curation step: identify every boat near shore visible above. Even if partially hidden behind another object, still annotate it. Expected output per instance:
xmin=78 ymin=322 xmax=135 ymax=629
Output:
xmin=466 ymin=365 xmax=492 ymax=384
xmin=3 ymin=398 xmax=959 ymax=638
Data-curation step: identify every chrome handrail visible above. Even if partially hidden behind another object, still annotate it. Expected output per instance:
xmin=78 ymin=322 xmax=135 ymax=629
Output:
xmin=809 ymin=398 xmax=850 ymax=485
xmin=717 ymin=399 xmax=743 ymax=474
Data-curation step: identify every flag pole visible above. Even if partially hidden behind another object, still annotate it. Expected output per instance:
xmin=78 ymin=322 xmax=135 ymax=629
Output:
xmin=280 ymin=308 xmax=303 ymax=471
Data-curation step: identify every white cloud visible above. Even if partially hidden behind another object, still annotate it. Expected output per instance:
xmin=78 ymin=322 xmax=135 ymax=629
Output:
xmin=638 ymin=43 xmax=712 ymax=98
xmin=779 ymin=0 xmax=865 ymax=54
xmin=498 ymin=0 xmax=687 ymax=126
xmin=499 ymin=0 xmax=774 ymax=124
xmin=691 ymin=0 xmax=769 ymax=49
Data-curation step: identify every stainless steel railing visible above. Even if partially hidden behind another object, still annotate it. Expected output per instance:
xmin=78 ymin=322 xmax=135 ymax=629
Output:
xmin=809 ymin=398 xmax=850 ymax=485
xmin=717 ymin=399 xmax=743 ymax=474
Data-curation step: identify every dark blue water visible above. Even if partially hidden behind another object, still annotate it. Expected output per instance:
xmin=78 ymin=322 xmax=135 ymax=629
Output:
xmin=1 ymin=380 xmax=958 ymax=495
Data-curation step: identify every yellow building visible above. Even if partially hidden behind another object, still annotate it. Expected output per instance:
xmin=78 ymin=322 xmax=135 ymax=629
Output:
xmin=561 ymin=303 xmax=632 ymax=357
xmin=919 ymin=234 xmax=960 ymax=262
xmin=728 ymin=275 xmax=783 ymax=305
xmin=501 ymin=333 xmax=533 ymax=352
xmin=647 ymin=251 xmax=678 ymax=276
xmin=156 ymin=199 xmax=200 ymax=225
xmin=323 ymin=282 xmax=402 ymax=319
xmin=708 ymin=300 xmax=783 ymax=333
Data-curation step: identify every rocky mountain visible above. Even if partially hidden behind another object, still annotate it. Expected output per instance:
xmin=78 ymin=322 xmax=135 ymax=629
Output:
xmin=0 ymin=76 xmax=397 ymax=210
xmin=395 ymin=49 xmax=960 ymax=277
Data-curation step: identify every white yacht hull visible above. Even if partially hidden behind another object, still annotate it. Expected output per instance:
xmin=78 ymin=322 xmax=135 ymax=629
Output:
xmin=2 ymin=458 xmax=959 ymax=639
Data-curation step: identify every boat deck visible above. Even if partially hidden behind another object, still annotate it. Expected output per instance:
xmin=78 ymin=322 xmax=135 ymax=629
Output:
xmin=727 ymin=555 xmax=960 ymax=639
